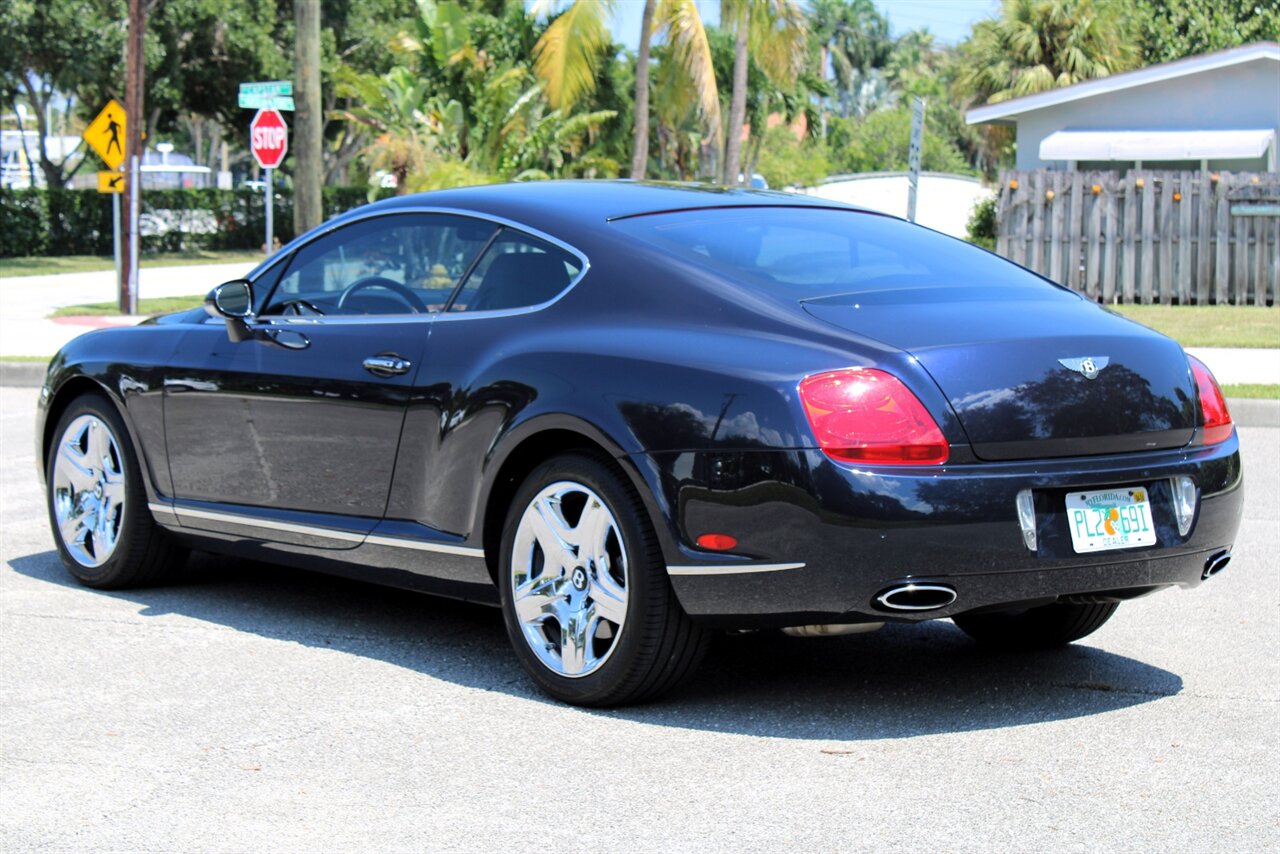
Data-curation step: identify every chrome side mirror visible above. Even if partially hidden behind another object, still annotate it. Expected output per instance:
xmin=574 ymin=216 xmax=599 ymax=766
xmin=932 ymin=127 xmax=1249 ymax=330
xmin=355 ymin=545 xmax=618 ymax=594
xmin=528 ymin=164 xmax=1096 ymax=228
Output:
xmin=205 ymin=280 xmax=255 ymax=342
xmin=205 ymin=280 xmax=253 ymax=318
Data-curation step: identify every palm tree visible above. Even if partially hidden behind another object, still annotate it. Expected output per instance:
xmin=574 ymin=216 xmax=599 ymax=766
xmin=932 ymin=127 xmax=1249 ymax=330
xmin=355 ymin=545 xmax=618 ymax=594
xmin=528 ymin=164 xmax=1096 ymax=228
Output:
xmin=531 ymin=0 xmax=615 ymax=112
xmin=631 ymin=0 xmax=657 ymax=178
xmin=536 ymin=0 xmax=718 ymax=180
xmin=954 ymin=0 xmax=1138 ymax=106
xmin=720 ymin=0 xmax=807 ymax=185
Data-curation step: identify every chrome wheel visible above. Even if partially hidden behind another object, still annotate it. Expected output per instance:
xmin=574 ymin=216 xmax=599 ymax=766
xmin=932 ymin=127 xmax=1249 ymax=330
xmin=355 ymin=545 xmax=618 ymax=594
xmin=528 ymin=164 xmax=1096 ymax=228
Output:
xmin=51 ymin=414 xmax=126 ymax=568
xmin=510 ymin=481 xmax=629 ymax=678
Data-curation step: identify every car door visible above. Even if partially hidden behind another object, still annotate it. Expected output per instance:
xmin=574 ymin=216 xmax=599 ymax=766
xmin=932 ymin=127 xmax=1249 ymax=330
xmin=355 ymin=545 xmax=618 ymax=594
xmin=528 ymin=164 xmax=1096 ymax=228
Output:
xmin=163 ymin=212 xmax=498 ymax=547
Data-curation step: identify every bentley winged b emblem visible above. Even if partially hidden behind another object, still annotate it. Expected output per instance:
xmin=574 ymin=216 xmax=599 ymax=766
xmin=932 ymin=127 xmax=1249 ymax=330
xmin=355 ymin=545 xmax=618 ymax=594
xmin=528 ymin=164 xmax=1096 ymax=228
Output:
xmin=1058 ymin=356 xmax=1110 ymax=380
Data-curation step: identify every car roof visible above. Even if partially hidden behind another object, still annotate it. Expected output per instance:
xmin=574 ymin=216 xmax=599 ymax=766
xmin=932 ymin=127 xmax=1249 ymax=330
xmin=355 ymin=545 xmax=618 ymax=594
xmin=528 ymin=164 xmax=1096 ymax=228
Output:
xmin=352 ymin=180 xmax=874 ymax=234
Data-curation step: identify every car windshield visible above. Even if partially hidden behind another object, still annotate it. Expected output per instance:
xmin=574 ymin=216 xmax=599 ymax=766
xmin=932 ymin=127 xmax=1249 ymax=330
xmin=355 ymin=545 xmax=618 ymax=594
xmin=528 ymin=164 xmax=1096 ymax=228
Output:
xmin=611 ymin=206 xmax=1058 ymax=302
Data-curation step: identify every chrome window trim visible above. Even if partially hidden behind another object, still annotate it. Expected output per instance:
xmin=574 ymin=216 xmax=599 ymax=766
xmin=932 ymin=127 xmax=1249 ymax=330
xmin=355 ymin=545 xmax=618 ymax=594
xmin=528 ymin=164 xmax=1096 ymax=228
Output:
xmin=249 ymin=207 xmax=592 ymax=326
xmin=666 ymin=562 xmax=805 ymax=576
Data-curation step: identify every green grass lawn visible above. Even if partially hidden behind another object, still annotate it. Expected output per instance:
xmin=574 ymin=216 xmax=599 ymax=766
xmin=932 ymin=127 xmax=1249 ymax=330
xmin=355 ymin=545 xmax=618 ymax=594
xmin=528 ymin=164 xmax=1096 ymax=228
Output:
xmin=0 ymin=249 xmax=263 ymax=278
xmin=50 ymin=296 xmax=203 ymax=317
xmin=1109 ymin=305 xmax=1279 ymax=349
xmin=1221 ymin=383 xmax=1280 ymax=400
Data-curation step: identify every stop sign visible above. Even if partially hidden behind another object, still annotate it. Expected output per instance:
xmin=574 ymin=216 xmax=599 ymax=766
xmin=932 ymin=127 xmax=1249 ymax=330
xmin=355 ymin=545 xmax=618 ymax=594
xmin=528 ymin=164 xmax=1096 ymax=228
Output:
xmin=250 ymin=108 xmax=288 ymax=169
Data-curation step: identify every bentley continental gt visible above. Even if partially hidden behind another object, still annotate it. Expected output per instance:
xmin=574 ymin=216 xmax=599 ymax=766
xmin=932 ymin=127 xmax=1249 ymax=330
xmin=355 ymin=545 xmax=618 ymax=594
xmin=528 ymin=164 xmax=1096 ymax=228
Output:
xmin=37 ymin=182 xmax=1243 ymax=706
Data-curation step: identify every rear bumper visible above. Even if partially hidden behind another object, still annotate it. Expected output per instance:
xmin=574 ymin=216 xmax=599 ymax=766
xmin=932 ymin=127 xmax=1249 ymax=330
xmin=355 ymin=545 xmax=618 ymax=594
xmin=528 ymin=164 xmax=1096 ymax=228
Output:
xmin=641 ymin=432 xmax=1244 ymax=627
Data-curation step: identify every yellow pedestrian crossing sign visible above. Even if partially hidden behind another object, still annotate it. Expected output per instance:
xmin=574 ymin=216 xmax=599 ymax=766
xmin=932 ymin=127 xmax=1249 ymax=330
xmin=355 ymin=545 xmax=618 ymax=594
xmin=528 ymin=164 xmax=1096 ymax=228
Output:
xmin=84 ymin=99 xmax=127 ymax=170
xmin=97 ymin=171 xmax=125 ymax=194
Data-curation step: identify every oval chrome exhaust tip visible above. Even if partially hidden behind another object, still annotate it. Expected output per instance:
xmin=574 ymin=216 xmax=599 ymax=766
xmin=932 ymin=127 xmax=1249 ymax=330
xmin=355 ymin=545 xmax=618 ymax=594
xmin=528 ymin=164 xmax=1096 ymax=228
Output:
xmin=874 ymin=583 xmax=957 ymax=612
xmin=1202 ymin=550 xmax=1232 ymax=580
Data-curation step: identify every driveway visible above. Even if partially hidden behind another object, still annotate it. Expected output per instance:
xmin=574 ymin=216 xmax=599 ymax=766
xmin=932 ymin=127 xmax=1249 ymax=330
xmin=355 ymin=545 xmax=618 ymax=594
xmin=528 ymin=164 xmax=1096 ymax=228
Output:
xmin=1 ymin=385 xmax=1277 ymax=851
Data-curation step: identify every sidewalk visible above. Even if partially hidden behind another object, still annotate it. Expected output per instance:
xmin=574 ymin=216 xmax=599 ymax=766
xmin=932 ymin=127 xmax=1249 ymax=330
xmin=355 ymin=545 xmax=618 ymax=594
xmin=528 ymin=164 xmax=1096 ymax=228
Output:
xmin=0 ymin=261 xmax=256 ymax=358
xmin=0 ymin=262 xmax=1276 ymax=386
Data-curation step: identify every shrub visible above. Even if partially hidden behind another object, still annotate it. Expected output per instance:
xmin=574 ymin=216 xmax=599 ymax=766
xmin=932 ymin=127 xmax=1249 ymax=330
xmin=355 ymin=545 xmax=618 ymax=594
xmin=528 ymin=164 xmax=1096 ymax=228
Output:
xmin=755 ymin=127 xmax=832 ymax=190
xmin=965 ymin=194 xmax=997 ymax=251
xmin=828 ymin=107 xmax=971 ymax=176
xmin=0 ymin=186 xmax=396 ymax=257
xmin=0 ymin=190 xmax=51 ymax=257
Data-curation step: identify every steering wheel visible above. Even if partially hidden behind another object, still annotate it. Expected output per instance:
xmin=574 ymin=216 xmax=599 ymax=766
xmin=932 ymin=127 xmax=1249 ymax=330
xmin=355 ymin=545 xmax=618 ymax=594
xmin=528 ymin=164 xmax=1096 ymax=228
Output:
xmin=336 ymin=276 xmax=428 ymax=314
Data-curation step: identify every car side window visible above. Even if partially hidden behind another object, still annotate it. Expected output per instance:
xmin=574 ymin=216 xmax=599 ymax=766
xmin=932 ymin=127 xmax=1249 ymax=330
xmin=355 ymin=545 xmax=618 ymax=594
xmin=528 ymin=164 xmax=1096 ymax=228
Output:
xmin=263 ymin=213 xmax=498 ymax=317
xmin=448 ymin=229 xmax=582 ymax=313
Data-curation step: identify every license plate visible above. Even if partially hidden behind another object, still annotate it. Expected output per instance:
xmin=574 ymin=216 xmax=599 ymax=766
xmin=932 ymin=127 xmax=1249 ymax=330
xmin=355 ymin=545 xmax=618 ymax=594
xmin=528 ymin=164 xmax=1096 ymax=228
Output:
xmin=1066 ymin=487 xmax=1157 ymax=553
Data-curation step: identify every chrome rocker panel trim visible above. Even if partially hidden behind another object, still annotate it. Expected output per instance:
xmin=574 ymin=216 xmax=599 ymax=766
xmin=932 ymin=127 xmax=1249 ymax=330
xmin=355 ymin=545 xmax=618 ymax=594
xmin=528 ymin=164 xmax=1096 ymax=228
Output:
xmin=666 ymin=562 xmax=805 ymax=576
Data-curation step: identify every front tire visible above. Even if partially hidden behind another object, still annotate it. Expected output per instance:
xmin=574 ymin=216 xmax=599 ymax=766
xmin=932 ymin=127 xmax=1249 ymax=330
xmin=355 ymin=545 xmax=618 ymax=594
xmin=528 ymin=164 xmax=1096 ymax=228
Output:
xmin=46 ymin=392 xmax=187 ymax=589
xmin=498 ymin=453 xmax=707 ymax=707
xmin=952 ymin=601 xmax=1119 ymax=649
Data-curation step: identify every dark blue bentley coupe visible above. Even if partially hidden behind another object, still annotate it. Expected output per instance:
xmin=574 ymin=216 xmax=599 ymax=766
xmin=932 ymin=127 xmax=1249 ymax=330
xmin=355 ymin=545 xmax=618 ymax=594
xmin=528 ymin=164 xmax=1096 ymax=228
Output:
xmin=37 ymin=181 xmax=1243 ymax=706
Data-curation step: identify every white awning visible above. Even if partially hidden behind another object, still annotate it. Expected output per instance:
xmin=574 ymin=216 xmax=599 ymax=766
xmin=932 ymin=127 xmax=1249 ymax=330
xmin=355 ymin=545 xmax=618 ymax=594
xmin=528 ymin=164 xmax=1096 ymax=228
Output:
xmin=1039 ymin=129 xmax=1276 ymax=162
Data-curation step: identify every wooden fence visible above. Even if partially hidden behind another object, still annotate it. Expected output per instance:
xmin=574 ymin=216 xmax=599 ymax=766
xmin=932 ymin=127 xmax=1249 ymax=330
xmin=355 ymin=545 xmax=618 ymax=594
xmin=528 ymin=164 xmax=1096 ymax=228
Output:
xmin=995 ymin=170 xmax=1280 ymax=306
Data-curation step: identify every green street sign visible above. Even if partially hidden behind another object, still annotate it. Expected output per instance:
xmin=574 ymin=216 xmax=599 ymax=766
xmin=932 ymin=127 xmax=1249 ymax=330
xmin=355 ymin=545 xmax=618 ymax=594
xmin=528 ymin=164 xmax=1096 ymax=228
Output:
xmin=238 ymin=93 xmax=295 ymax=111
xmin=239 ymin=81 xmax=295 ymax=111
xmin=240 ymin=80 xmax=292 ymax=97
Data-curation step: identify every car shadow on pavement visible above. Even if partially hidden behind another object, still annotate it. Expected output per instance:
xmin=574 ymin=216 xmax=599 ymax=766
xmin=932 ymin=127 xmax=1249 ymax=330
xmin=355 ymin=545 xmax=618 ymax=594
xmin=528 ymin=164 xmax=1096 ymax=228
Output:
xmin=9 ymin=549 xmax=1183 ymax=741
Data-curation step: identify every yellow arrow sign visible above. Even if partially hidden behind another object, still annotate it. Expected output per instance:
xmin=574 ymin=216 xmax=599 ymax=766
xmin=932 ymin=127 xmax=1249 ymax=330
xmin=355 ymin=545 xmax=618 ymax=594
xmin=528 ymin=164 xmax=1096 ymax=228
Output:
xmin=97 ymin=171 xmax=125 ymax=194
xmin=84 ymin=99 xmax=127 ymax=170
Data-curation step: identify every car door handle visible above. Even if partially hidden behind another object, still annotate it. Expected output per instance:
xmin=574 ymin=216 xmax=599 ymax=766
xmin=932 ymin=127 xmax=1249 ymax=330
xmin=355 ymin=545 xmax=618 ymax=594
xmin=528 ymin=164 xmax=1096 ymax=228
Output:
xmin=362 ymin=355 xmax=412 ymax=377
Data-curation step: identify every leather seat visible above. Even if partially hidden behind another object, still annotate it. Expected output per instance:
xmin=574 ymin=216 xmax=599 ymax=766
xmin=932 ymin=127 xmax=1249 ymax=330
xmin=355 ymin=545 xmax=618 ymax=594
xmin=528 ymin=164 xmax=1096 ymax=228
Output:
xmin=468 ymin=251 xmax=572 ymax=312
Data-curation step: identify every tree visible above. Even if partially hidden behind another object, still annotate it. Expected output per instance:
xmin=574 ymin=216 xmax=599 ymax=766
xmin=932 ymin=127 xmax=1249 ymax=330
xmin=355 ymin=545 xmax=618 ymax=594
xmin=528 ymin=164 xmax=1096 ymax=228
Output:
xmin=1135 ymin=0 xmax=1280 ymax=65
xmin=719 ymin=0 xmax=807 ymax=184
xmin=295 ymin=0 xmax=323 ymax=232
xmin=630 ymin=0 xmax=656 ymax=178
xmin=531 ymin=0 xmax=615 ymax=112
xmin=336 ymin=1 xmax=620 ymax=191
xmin=145 ymin=0 xmax=286 ymax=146
xmin=952 ymin=0 xmax=1139 ymax=171
xmin=826 ymin=106 xmax=970 ymax=175
xmin=954 ymin=0 xmax=1139 ymax=107
xmin=0 ymin=0 xmax=125 ymax=188
xmin=532 ymin=0 xmax=715 ymax=180
xmin=808 ymin=0 xmax=891 ymax=121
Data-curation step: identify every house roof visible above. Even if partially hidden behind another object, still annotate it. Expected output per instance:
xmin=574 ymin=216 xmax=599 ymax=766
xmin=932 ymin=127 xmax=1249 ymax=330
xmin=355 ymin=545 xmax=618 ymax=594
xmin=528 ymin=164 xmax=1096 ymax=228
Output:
xmin=966 ymin=42 xmax=1280 ymax=125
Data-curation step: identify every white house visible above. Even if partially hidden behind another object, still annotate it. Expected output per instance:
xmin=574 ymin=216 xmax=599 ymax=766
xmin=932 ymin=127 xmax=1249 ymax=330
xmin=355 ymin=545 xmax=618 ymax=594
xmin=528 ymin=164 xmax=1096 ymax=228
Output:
xmin=966 ymin=42 xmax=1280 ymax=173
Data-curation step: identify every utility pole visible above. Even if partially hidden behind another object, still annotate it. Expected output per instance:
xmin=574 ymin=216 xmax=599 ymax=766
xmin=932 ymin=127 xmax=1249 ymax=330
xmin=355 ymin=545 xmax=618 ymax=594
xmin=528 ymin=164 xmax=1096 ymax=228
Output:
xmin=293 ymin=0 xmax=323 ymax=235
xmin=120 ymin=0 xmax=146 ymax=314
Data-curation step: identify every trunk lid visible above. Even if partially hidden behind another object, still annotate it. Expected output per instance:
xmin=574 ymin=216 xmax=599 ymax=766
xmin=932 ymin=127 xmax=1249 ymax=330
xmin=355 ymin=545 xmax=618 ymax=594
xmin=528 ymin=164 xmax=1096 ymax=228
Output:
xmin=802 ymin=287 xmax=1197 ymax=460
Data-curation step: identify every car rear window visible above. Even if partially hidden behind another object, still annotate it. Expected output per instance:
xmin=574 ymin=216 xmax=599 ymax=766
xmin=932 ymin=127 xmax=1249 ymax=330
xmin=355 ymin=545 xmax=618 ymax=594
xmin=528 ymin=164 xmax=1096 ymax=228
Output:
xmin=610 ymin=207 xmax=1058 ymax=300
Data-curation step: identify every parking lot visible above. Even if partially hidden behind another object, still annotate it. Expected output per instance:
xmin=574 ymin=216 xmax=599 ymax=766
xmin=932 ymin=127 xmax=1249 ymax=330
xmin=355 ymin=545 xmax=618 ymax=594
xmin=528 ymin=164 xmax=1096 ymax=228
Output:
xmin=2 ymin=383 xmax=1277 ymax=851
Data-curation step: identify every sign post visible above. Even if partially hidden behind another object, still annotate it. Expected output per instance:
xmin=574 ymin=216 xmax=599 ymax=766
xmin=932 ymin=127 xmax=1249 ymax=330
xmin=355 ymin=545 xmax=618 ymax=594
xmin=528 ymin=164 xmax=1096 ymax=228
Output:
xmin=907 ymin=97 xmax=926 ymax=224
xmin=84 ymin=100 xmax=131 ymax=311
xmin=249 ymin=108 xmax=288 ymax=254
xmin=96 ymin=171 xmax=126 ymax=290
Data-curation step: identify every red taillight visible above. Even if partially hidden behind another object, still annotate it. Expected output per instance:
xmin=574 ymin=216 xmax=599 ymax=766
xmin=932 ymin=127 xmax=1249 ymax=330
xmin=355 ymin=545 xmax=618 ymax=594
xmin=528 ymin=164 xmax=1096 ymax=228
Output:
xmin=798 ymin=368 xmax=948 ymax=465
xmin=1188 ymin=355 xmax=1233 ymax=444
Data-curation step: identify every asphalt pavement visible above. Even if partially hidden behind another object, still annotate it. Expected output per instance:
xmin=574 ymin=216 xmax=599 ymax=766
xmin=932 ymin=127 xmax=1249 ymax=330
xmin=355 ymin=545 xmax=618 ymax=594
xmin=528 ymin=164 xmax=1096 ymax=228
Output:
xmin=1 ymin=385 xmax=1277 ymax=851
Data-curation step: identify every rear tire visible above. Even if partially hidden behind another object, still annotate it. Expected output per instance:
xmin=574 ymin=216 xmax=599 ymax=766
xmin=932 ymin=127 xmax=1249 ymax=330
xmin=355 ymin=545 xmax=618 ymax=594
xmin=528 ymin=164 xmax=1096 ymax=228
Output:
xmin=952 ymin=601 xmax=1119 ymax=649
xmin=497 ymin=453 xmax=707 ymax=707
xmin=46 ymin=392 xmax=187 ymax=590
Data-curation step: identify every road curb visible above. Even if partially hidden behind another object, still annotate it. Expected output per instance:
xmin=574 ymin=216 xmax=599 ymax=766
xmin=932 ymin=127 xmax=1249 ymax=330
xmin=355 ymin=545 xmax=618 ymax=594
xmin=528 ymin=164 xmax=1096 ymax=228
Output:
xmin=1225 ymin=398 xmax=1280 ymax=428
xmin=2 ymin=359 xmax=1277 ymax=427
xmin=1 ymin=362 xmax=47 ymax=387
